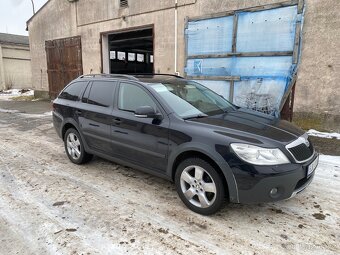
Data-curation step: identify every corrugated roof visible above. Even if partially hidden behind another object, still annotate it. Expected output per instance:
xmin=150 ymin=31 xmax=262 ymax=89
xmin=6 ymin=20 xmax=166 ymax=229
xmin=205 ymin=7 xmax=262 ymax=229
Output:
xmin=0 ymin=33 xmax=29 ymax=46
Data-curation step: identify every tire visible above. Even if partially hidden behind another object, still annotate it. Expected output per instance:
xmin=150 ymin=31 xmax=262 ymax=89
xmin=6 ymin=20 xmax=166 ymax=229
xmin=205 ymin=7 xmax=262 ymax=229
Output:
xmin=175 ymin=158 xmax=225 ymax=215
xmin=64 ymin=128 xmax=93 ymax=164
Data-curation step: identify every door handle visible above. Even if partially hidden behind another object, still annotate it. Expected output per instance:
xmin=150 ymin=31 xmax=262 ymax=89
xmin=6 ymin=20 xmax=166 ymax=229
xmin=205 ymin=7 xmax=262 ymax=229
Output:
xmin=89 ymin=123 xmax=100 ymax=127
xmin=113 ymin=118 xmax=122 ymax=125
xmin=75 ymin=110 xmax=82 ymax=115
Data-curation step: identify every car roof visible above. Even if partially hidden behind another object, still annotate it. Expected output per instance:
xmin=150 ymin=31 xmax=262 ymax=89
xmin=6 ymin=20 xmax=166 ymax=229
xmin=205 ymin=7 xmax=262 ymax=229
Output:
xmin=75 ymin=74 xmax=185 ymax=84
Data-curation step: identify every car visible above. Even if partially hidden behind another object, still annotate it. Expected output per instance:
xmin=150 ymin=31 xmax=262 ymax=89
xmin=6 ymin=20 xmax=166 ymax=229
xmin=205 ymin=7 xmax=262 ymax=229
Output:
xmin=52 ymin=73 xmax=318 ymax=215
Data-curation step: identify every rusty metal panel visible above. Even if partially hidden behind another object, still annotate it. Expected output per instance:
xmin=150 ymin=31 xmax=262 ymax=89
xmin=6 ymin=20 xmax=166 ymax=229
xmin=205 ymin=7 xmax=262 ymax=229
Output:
xmin=45 ymin=36 xmax=83 ymax=98
xmin=281 ymin=82 xmax=296 ymax=121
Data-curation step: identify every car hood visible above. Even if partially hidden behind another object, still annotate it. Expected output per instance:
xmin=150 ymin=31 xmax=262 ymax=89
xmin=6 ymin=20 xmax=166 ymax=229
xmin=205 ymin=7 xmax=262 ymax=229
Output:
xmin=189 ymin=108 xmax=304 ymax=143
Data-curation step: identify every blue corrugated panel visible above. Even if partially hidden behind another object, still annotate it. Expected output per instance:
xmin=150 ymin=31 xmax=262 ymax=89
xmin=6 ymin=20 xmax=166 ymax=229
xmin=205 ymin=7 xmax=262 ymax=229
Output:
xmin=185 ymin=4 xmax=303 ymax=115
xmin=231 ymin=56 xmax=293 ymax=77
xmin=236 ymin=6 xmax=297 ymax=52
xmin=187 ymin=16 xmax=234 ymax=56
xmin=186 ymin=58 xmax=233 ymax=76
xmin=233 ymin=79 xmax=288 ymax=115
xmin=187 ymin=56 xmax=293 ymax=77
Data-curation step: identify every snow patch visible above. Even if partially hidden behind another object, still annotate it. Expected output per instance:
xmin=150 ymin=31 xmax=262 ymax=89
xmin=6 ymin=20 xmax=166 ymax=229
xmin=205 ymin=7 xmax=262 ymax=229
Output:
xmin=307 ymin=129 xmax=340 ymax=140
xmin=0 ymin=108 xmax=20 ymax=113
xmin=319 ymin=155 xmax=340 ymax=165
xmin=0 ymin=89 xmax=34 ymax=100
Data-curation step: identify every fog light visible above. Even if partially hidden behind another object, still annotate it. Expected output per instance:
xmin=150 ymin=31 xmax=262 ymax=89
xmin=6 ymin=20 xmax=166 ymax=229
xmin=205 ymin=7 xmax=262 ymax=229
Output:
xmin=270 ymin=187 xmax=278 ymax=197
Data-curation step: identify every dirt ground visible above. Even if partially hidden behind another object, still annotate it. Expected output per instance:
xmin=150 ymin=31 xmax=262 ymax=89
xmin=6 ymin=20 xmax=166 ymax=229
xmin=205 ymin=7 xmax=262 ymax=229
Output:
xmin=0 ymin=102 xmax=339 ymax=255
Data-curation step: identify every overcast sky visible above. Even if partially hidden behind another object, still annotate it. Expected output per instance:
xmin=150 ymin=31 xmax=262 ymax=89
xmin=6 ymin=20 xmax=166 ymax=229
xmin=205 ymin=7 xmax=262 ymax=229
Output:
xmin=0 ymin=0 xmax=48 ymax=36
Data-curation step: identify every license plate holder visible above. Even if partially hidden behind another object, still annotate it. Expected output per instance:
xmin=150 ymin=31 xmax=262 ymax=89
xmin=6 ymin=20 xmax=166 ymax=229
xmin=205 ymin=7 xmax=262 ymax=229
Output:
xmin=307 ymin=156 xmax=319 ymax=177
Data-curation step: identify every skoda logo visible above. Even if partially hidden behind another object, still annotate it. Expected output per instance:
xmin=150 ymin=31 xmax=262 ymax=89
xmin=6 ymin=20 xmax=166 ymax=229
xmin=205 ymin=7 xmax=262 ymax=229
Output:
xmin=304 ymin=138 xmax=310 ymax=147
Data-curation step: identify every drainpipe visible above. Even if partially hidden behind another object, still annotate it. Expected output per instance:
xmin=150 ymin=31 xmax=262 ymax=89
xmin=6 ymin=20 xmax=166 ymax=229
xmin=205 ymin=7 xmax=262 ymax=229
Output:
xmin=174 ymin=0 xmax=178 ymax=75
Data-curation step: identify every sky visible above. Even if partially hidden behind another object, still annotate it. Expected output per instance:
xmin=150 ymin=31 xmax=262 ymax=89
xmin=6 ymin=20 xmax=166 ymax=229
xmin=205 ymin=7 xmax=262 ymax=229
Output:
xmin=0 ymin=0 xmax=48 ymax=36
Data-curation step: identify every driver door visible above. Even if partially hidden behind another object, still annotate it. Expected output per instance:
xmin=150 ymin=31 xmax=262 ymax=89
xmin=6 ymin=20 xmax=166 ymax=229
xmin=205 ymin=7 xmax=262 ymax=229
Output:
xmin=110 ymin=81 xmax=170 ymax=172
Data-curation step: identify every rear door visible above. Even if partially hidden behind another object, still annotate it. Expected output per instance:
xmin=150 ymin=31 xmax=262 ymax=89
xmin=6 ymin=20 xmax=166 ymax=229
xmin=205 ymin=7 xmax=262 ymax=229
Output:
xmin=110 ymin=81 xmax=170 ymax=172
xmin=78 ymin=80 xmax=117 ymax=154
xmin=56 ymin=81 xmax=88 ymax=118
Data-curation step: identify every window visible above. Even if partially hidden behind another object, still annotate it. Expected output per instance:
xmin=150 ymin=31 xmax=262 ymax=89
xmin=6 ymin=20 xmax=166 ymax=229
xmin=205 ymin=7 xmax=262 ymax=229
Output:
xmin=59 ymin=82 xmax=87 ymax=101
xmin=118 ymin=83 xmax=156 ymax=112
xmin=137 ymin=53 xmax=144 ymax=62
xmin=149 ymin=81 xmax=234 ymax=118
xmin=82 ymin=83 xmax=91 ymax=103
xmin=84 ymin=81 xmax=116 ymax=107
xmin=128 ymin=52 xmax=136 ymax=61
xmin=120 ymin=0 xmax=128 ymax=8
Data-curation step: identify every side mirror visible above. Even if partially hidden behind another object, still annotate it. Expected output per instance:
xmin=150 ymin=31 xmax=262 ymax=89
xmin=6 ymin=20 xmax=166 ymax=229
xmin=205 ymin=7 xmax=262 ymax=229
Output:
xmin=134 ymin=106 xmax=163 ymax=120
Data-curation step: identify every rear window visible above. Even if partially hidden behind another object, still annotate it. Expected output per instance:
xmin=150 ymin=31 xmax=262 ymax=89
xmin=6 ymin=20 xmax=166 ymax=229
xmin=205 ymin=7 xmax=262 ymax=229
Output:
xmin=83 ymin=81 xmax=116 ymax=107
xmin=59 ymin=82 xmax=87 ymax=101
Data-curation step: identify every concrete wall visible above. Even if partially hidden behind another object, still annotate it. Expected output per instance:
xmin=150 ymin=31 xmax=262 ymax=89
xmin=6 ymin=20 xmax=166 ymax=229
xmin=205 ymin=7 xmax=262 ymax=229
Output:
xmin=294 ymin=0 xmax=340 ymax=116
xmin=27 ymin=0 xmax=339 ymax=124
xmin=0 ymin=43 xmax=32 ymax=90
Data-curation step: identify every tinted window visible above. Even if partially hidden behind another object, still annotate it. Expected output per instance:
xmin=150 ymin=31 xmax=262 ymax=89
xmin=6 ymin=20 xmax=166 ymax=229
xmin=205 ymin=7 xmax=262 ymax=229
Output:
xmin=118 ymin=83 xmax=156 ymax=112
xmin=86 ymin=81 xmax=116 ymax=107
xmin=59 ymin=82 xmax=86 ymax=101
xmin=82 ymin=83 xmax=91 ymax=103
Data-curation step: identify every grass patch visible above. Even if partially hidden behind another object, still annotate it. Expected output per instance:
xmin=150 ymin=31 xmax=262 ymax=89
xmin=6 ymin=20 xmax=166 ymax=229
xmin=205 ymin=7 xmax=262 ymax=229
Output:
xmin=309 ymin=136 xmax=340 ymax=156
xmin=11 ymin=95 xmax=35 ymax=101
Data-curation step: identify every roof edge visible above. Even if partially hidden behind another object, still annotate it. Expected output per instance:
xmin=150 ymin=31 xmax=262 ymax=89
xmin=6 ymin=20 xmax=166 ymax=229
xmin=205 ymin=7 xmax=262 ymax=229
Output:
xmin=26 ymin=0 xmax=52 ymax=29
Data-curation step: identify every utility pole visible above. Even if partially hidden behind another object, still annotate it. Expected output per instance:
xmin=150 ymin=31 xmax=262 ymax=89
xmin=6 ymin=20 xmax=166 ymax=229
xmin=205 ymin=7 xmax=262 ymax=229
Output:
xmin=30 ymin=0 xmax=35 ymax=14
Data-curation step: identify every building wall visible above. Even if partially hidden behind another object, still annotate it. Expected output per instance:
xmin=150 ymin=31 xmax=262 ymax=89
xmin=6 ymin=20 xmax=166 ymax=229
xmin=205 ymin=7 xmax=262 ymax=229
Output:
xmin=0 ymin=43 xmax=32 ymax=90
xmin=27 ymin=0 xmax=339 ymax=118
xmin=294 ymin=0 xmax=340 ymax=116
xmin=28 ymin=0 xmax=77 ymax=92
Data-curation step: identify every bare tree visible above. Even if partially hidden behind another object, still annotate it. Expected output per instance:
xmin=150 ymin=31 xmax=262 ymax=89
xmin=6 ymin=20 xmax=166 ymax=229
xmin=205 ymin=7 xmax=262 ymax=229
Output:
xmin=30 ymin=0 xmax=35 ymax=14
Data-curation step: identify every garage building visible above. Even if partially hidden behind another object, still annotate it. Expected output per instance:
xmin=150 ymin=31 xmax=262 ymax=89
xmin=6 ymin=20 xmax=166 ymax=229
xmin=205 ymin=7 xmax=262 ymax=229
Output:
xmin=0 ymin=33 xmax=32 ymax=90
xmin=27 ymin=0 xmax=339 ymax=127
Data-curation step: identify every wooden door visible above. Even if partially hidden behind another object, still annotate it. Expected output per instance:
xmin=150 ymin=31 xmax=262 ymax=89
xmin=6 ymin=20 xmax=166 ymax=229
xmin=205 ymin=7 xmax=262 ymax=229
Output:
xmin=45 ymin=36 xmax=83 ymax=98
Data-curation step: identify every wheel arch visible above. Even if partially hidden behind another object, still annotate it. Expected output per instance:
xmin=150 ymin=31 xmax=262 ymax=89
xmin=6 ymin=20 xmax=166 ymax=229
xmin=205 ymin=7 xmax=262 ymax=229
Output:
xmin=61 ymin=119 xmax=88 ymax=151
xmin=167 ymin=144 xmax=239 ymax=203
xmin=62 ymin=122 xmax=77 ymax=140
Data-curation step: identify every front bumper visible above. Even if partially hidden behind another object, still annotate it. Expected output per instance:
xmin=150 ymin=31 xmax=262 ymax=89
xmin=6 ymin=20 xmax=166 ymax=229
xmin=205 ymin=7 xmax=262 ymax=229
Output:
xmin=231 ymin=153 xmax=318 ymax=204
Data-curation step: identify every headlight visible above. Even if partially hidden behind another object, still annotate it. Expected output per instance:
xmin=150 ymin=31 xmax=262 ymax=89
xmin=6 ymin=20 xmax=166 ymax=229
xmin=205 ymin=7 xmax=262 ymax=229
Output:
xmin=230 ymin=143 xmax=290 ymax=165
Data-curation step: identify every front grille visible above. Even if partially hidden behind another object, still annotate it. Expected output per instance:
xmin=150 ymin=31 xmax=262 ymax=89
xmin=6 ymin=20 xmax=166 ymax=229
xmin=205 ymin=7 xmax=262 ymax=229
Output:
xmin=288 ymin=138 xmax=314 ymax=162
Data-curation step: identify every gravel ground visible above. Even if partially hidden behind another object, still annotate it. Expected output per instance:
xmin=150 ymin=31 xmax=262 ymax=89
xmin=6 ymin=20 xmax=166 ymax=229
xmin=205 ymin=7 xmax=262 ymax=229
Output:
xmin=0 ymin=106 xmax=339 ymax=255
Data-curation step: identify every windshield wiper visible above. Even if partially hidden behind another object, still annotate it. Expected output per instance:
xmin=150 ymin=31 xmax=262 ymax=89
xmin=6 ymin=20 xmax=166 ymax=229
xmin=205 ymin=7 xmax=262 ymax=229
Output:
xmin=183 ymin=114 xmax=208 ymax=120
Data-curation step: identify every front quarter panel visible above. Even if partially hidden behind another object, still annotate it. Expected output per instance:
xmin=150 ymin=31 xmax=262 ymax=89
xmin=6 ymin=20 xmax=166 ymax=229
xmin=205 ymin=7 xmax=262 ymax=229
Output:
xmin=167 ymin=118 xmax=240 ymax=203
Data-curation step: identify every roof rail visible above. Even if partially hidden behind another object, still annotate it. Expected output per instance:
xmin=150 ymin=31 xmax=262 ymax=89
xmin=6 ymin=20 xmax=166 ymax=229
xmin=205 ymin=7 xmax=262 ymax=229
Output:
xmin=128 ymin=73 xmax=185 ymax=79
xmin=78 ymin=73 xmax=139 ymax=81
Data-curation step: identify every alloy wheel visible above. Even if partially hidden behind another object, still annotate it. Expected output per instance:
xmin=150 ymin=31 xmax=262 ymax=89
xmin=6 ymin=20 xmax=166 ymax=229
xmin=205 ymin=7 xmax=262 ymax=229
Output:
xmin=180 ymin=165 xmax=217 ymax=208
xmin=66 ymin=132 xmax=81 ymax=160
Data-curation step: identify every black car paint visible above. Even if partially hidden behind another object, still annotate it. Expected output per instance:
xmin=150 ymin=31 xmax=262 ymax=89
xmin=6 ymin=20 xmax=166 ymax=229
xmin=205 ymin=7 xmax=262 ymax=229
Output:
xmin=53 ymin=76 xmax=316 ymax=204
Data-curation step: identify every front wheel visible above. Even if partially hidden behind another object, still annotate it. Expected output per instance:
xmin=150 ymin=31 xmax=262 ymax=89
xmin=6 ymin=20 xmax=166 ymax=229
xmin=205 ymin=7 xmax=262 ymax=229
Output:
xmin=64 ymin=128 xmax=93 ymax=164
xmin=175 ymin=158 xmax=225 ymax=215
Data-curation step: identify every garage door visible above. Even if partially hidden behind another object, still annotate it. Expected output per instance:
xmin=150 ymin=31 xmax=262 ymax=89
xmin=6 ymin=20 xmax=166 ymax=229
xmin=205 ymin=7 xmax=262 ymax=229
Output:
xmin=45 ymin=36 xmax=83 ymax=98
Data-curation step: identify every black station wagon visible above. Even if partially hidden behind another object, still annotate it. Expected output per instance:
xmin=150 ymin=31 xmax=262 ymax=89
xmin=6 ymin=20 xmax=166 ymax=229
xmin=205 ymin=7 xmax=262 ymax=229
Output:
xmin=53 ymin=74 xmax=318 ymax=215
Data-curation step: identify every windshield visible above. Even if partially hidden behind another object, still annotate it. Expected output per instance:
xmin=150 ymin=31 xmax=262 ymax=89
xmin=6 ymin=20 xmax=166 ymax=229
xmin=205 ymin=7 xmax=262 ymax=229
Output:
xmin=149 ymin=80 xmax=235 ymax=119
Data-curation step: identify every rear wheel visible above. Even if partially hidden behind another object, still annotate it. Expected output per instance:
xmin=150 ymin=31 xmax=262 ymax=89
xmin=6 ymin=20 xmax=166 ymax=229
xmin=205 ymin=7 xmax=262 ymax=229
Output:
xmin=64 ymin=128 xmax=93 ymax=164
xmin=175 ymin=158 xmax=225 ymax=215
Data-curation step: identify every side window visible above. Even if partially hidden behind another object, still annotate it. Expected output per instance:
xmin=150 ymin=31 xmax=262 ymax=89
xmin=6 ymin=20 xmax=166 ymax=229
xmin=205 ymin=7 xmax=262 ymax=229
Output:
xmin=82 ymin=83 xmax=91 ymax=103
xmin=118 ymin=83 xmax=157 ymax=112
xmin=59 ymin=82 xmax=87 ymax=101
xmin=86 ymin=81 xmax=116 ymax=107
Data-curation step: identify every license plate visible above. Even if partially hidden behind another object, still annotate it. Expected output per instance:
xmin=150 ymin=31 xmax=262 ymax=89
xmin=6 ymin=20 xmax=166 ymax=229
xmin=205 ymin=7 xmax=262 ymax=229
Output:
xmin=307 ymin=156 xmax=319 ymax=177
